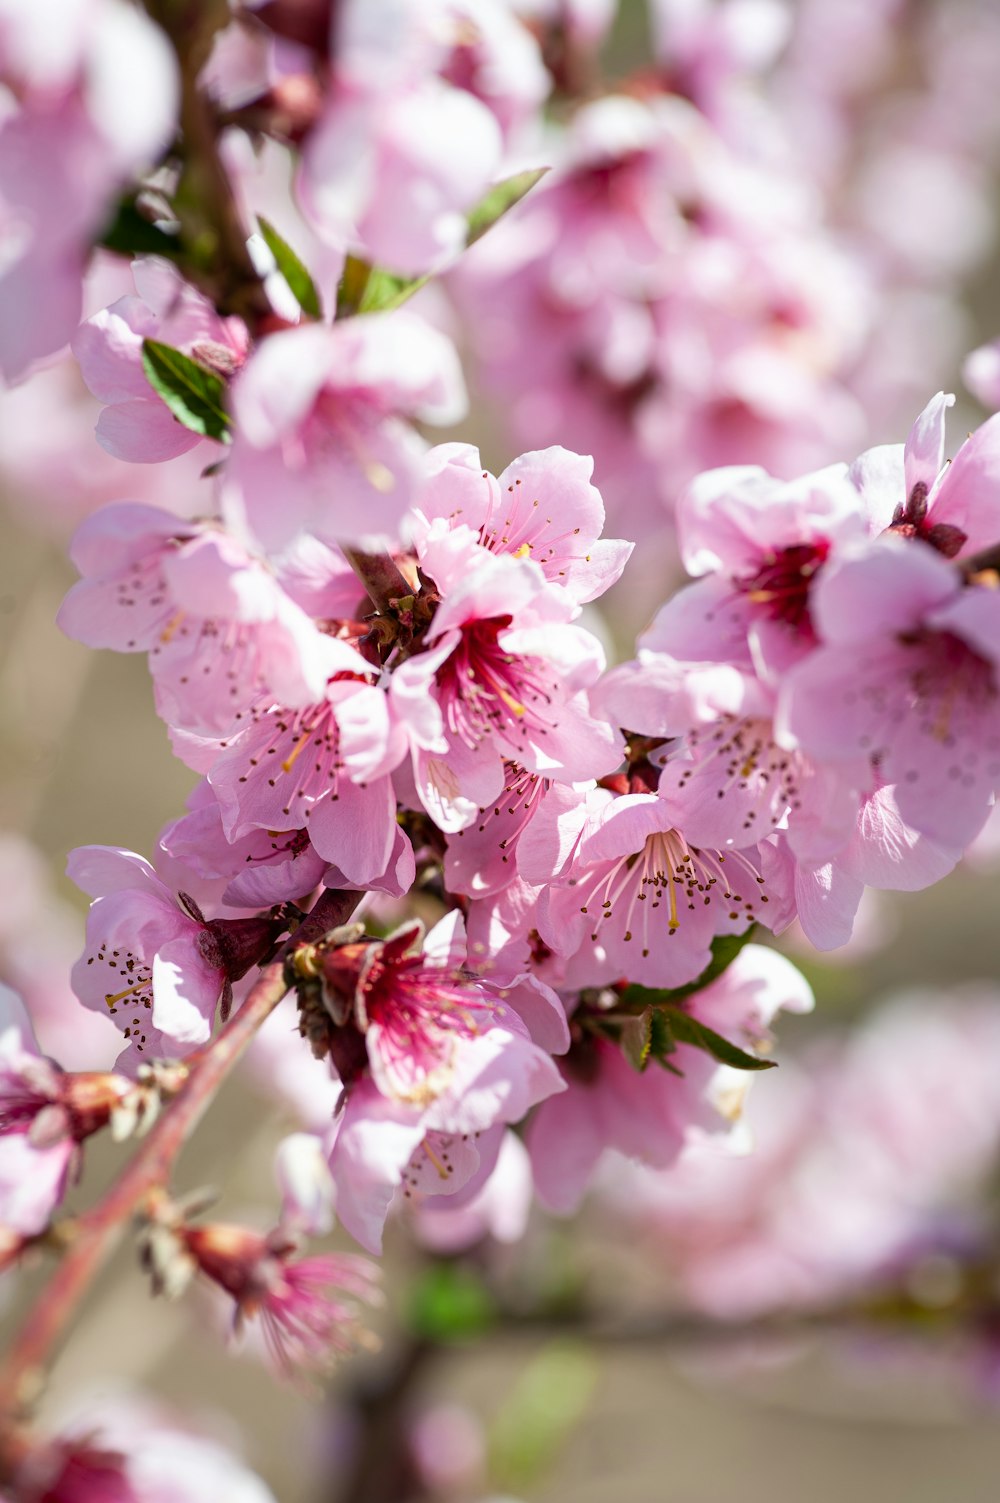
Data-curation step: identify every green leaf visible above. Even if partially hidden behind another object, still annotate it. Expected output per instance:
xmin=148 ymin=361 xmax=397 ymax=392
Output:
xmin=658 ymin=1006 xmax=776 ymax=1072
xmin=620 ymin=1008 xmax=653 ymax=1071
xmin=407 ymin=1262 xmax=496 ymax=1342
xmin=256 ymin=215 xmax=322 ymax=318
xmin=336 ymin=166 xmax=548 ymax=318
xmin=489 ymin=1340 xmax=598 ymax=1492
xmin=466 ymin=166 xmax=549 ymax=246
xmin=98 ymin=198 xmax=184 ymax=260
xmin=141 ymin=339 xmax=232 ymax=444
xmin=622 ymin=927 xmax=758 ymax=1014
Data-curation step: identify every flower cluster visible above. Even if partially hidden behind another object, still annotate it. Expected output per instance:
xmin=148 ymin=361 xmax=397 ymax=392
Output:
xmin=2 ymin=0 xmax=1000 ymax=1494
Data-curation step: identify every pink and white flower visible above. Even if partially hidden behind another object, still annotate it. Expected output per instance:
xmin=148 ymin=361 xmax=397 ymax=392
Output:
xmin=72 ymin=257 xmax=249 ymax=463
xmin=0 ymin=0 xmax=178 ymax=381
xmin=779 ymin=538 xmax=1000 ymax=848
xmin=850 ymin=390 xmax=1000 ymax=558
xmin=413 ymin=443 xmax=632 ymax=607
xmin=390 ymin=539 xmax=621 ymax=831
xmin=223 ymin=312 xmax=466 ymax=555
xmin=57 ymin=504 xmax=348 ymax=736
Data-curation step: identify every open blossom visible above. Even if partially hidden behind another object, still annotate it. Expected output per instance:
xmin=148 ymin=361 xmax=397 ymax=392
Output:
xmin=390 ymin=537 xmax=621 ymax=831
xmin=0 ymin=0 xmax=178 ymax=381
xmin=222 ymin=313 xmax=466 ymax=555
xmin=412 ymin=443 xmax=633 ymax=607
xmin=520 ymin=785 xmax=782 ymax=990
xmin=528 ymin=943 xmax=813 ymax=1214
xmin=778 ymin=538 xmax=1000 ymax=848
xmin=57 ymin=504 xmax=348 ymax=735
xmin=652 ymin=460 xmax=867 ymax=678
xmin=71 ymin=257 xmax=249 ymax=463
xmin=296 ymin=0 xmax=506 ymax=275
xmin=8 ymin=1398 xmax=278 ymax=1503
xmin=205 ymin=674 xmax=408 ymax=893
xmin=68 ymin=846 xmax=282 ymax=1061
xmin=849 ymin=389 xmax=1000 ymax=557
xmin=301 ymin=915 xmax=565 ymax=1251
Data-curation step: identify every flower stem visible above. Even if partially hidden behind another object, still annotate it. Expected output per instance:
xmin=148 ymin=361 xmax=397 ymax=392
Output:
xmin=0 ymin=890 xmax=360 ymax=1453
xmin=343 ymin=548 xmax=414 ymax=616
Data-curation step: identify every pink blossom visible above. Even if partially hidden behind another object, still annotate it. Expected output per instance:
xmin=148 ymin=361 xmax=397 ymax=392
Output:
xmin=0 ymin=984 xmax=77 ymax=1235
xmin=222 ymin=314 xmax=466 ymax=554
xmin=528 ymin=943 xmax=812 ymax=1214
xmin=296 ymin=0 xmax=506 ymax=275
xmin=413 ymin=443 xmax=632 ymax=606
xmin=182 ymin=1221 xmax=380 ymax=1380
xmin=0 ymin=0 xmax=178 ymax=381
xmin=68 ymin=847 xmax=245 ymax=1059
xmin=206 ymin=680 xmax=406 ymax=892
xmin=411 ymin=1129 xmax=533 ymax=1252
xmin=850 ymin=391 xmax=1000 ymax=558
xmin=443 ymin=762 xmax=553 ymax=898
xmin=72 ymin=258 xmax=248 ymax=463
xmin=390 ymin=540 xmax=621 ymax=831
xmin=10 ymin=1396 xmax=279 ymax=1503
xmin=964 ymin=339 xmax=1000 ymax=412
xmin=778 ymin=538 xmax=1000 ymax=847
xmin=651 ymin=461 xmax=867 ymax=678
xmin=521 ymin=787 xmax=781 ymax=991
xmin=320 ymin=916 xmax=565 ymax=1252
xmin=58 ymin=504 xmax=348 ymax=735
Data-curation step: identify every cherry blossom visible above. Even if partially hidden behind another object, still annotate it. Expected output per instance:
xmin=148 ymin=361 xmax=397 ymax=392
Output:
xmin=72 ymin=257 xmax=248 ymax=463
xmin=222 ymin=313 xmax=466 ymax=554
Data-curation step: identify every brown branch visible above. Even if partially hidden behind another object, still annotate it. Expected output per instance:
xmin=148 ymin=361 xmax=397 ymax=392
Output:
xmin=343 ymin=549 xmax=414 ymax=616
xmin=0 ymin=889 xmax=360 ymax=1453
xmin=144 ymin=0 xmax=272 ymax=332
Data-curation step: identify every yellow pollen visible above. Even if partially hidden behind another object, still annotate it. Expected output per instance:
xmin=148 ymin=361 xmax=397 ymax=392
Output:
xmin=104 ymin=982 xmax=147 ymax=1008
xmin=497 ymin=685 xmax=527 ymax=717
xmin=512 ymin=543 xmax=532 ymax=559
xmin=421 ymin=1138 xmax=450 ymax=1181
xmin=281 ymin=728 xmax=313 ymax=774
xmin=668 ymin=872 xmax=679 ymax=930
xmin=364 ymin=459 xmax=395 ymax=492
xmin=159 ymin=610 xmax=186 ymax=644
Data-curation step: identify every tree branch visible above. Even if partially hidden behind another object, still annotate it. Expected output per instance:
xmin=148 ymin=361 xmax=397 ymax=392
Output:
xmin=343 ymin=549 xmax=414 ymax=616
xmin=0 ymin=890 xmax=360 ymax=1454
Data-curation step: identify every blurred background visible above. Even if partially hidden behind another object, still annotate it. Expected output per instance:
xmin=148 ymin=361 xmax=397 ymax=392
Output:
xmin=7 ymin=0 xmax=1000 ymax=1499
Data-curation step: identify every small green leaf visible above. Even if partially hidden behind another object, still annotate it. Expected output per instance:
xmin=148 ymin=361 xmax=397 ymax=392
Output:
xmin=466 ymin=166 xmax=549 ymax=246
xmin=141 ymin=339 xmax=232 ymax=444
xmin=659 ymin=1006 xmax=776 ymax=1072
xmin=256 ymin=215 xmax=322 ymax=318
xmin=336 ymin=167 xmax=548 ymax=318
xmin=620 ymin=1008 xmax=653 ymax=1071
xmin=98 ymin=197 xmax=184 ymax=260
xmin=407 ymin=1262 xmax=496 ymax=1342
xmin=648 ymin=1009 xmax=678 ymax=1066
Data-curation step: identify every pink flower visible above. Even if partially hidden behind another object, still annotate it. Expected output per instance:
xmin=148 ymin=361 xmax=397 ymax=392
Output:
xmin=206 ymin=680 xmax=406 ymax=892
xmin=651 ymin=461 xmax=867 ymax=679
xmin=68 ymin=847 xmax=281 ymax=1060
xmin=58 ymin=504 xmax=349 ymax=736
xmin=528 ymin=943 xmax=813 ymax=1214
xmin=778 ymin=538 xmax=1000 ymax=847
xmin=850 ymin=390 xmax=1000 ymax=559
xmin=0 ymin=984 xmax=78 ymax=1235
xmin=314 ymin=915 xmax=565 ymax=1251
xmin=181 ymin=1221 xmax=380 ymax=1380
xmin=413 ymin=443 xmax=632 ymax=606
xmin=964 ymin=339 xmax=1000 ymax=412
xmin=390 ymin=540 xmax=621 ymax=830
xmin=10 ymin=1396 xmax=279 ymax=1502
xmin=521 ymin=787 xmax=782 ymax=990
xmin=222 ymin=313 xmax=466 ymax=555
xmin=0 ymin=0 xmax=178 ymax=381
xmin=443 ymin=762 xmax=553 ymax=898
xmin=72 ymin=258 xmax=248 ymax=463
xmin=296 ymin=0 xmax=504 ymax=274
